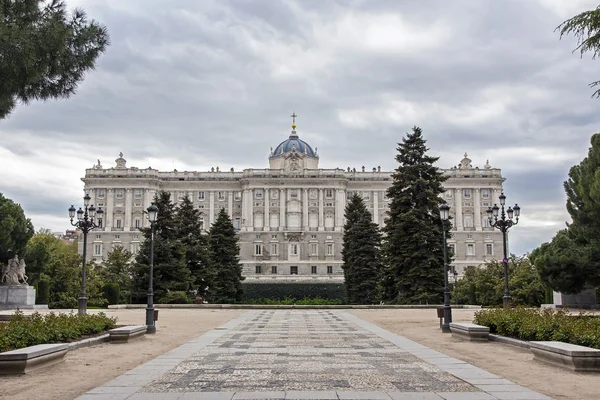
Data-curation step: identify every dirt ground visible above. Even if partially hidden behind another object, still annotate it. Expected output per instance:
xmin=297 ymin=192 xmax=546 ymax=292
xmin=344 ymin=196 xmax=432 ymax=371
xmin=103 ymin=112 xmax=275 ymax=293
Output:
xmin=1 ymin=308 xmax=598 ymax=400
xmin=0 ymin=308 xmax=243 ymax=400
xmin=352 ymin=309 xmax=600 ymax=400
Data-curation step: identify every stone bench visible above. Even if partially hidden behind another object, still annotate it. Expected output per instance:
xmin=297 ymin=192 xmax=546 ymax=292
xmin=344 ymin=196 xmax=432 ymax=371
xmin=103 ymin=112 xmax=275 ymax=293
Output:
xmin=449 ymin=322 xmax=490 ymax=341
xmin=529 ymin=341 xmax=600 ymax=372
xmin=0 ymin=343 xmax=69 ymax=374
xmin=109 ymin=325 xmax=147 ymax=343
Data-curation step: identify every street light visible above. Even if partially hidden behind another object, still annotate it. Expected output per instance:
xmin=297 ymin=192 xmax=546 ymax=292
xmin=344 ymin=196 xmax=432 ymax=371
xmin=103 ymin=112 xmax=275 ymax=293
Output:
xmin=439 ymin=202 xmax=452 ymax=332
xmin=69 ymin=193 xmax=103 ymax=315
xmin=486 ymin=192 xmax=521 ymax=308
xmin=145 ymin=203 xmax=159 ymax=334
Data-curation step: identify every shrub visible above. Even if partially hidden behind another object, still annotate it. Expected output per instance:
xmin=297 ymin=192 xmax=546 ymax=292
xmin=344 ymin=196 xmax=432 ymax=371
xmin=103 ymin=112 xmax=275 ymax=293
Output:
xmin=49 ymin=292 xmax=77 ymax=309
xmin=36 ymin=279 xmax=50 ymax=304
xmin=102 ymin=283 xmax=120 ymax=305
xmin=474 ymin=307 xmax=600 ymax=348
xmin=0 ymin=311 xmax=117 ymax=352
xmin=160 ymin=291 xmax=191 ymax=304
xmin=242 ymin=283 xmax=345 ymax=303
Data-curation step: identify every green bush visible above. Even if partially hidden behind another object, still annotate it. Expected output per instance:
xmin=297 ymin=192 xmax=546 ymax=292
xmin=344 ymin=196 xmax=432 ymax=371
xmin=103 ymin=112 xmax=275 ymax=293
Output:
xmin=0 ymin=311 xmax=117 ymax=352
xmin=160 ymin=291 xmax=191 ymax=304
xmin=49 ymin=292 xmax=77 ymax=309
xmin=36 ymin=279 xmax=50 ymax=304
xmin=242 ymin=283 xmax=345 ymax=303
xmin=248 ymin=296 xmax=342 ymax=305
xmin=474 ymin=307 xmax=600 ymax=348
xmin=102 ymin=283 xmax=120 ymax=305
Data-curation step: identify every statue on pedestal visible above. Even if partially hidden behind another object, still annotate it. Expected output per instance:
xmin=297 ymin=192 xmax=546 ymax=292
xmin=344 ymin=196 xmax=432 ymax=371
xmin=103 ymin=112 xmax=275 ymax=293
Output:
xmin=2 ymin=255 xmax=28 ymax=285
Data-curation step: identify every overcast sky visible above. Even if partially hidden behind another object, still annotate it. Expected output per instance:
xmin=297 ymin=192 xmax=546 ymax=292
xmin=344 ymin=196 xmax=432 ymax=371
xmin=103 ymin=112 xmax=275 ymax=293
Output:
xmin=1 ymin=0 xmax=598 ymax=255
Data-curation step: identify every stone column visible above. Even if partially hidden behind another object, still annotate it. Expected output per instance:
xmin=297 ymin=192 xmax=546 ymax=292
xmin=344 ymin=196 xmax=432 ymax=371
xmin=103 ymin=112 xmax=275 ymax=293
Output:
xmin=124 ymin=189 xmax=133 ymax=231
xmin=474 ymin=188 xmax=482 ymax=231
xmin=209 ymin=191 xmax=215 ymax=226
xmin=241 ymin=189 xmax=248 ymax=227
xmin=228 ymin=191 xmax=233 ymax=217
xmin=454 ymin=188 xmax=463 ymax=231
xmin=335 ymin=189 xmax=344 ymax=231
xmin=302 ymin=188 xmax=309 ymax=230
xmin=318 ymin=189 xmax=324 ymax=231
xmin=279 ymin=188 xmax=286 ymax=231
xmin=88 ymin=189 xmax=96 ymax=210
xmin=105 ymin=189 xmax=113 ymax=229
xmin=373 ymin=191 xmax=379 ymax=224
xmin=247 ymin=189 xmax=254 ymax=231
xmin=264 ymin=189 xmax=270 ymax=229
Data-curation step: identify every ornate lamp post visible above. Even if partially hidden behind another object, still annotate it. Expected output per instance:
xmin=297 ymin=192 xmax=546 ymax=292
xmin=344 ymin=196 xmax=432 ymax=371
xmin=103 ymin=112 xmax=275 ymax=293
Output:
xmin=486 ymin=192 xmax=521 ymax=308
xmin=69 ymin=193 xmax=103 ymax=315
xmin=145 ymin=203 xmax=159 ymax=334
xmin=439 ymin=202 xmax=452 ymax=332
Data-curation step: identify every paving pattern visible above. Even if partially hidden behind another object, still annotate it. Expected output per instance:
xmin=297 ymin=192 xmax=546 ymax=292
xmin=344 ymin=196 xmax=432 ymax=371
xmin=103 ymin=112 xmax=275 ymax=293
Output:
xmin=78 ymin=310 xmax=552 ymax=400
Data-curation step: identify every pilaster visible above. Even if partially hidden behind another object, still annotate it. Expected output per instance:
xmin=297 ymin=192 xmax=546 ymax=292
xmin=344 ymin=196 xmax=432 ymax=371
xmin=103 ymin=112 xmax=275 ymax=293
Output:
xmin=228 ymin=191 xmax=233 ymax=217
xmin=279 ymin=188 xmax=286 ymax=231
xmin=318 ymin=188 xmax=324 ymax=231
xmin=454 ymin=188 xmax=463 ymax=231
xmin=124 ymin=189 xmax=132 ymax=231
xmin=373 ymin=191 xmax=379 ymax=224
xmin=302 ymin=188 xmax=309 ymax=230
xmin=474 ymin=188 xmax=482 ymax=231
xmin=265 ymin=189 xmax=270 ymax=229
xmin=209 ymin=191 xmax=215 ymax=226
xmin=105 ymin=189 xmax=113 ymax=229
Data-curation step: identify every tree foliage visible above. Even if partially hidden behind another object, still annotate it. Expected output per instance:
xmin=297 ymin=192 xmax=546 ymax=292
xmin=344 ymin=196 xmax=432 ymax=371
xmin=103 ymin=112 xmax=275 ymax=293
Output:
xmin=381 ymin=126 xmax=449 ymax=304
xmin=131 ymin=191 xmax=193 ymax=303
xmin=342 ymin=193 xmax=383 ymax=304
xmin=452 ymin=256 xmax=545 ymax=307
xmin=0 ymin=0 xmax=110 ymax=119
xmin=175 ymin=195 xmax=214 ymax=299
xmin=209 ymin=208 xmax=244 ymax=303
xmin=0 ymin=193 xmax=34 ymax=265
xmin=99 ymin=245 xmax=132 ymax=303
xmin=533 ymin=134 xmax=600 ymax=293
xmin=557 ymin=6 xmax=600 ymax=98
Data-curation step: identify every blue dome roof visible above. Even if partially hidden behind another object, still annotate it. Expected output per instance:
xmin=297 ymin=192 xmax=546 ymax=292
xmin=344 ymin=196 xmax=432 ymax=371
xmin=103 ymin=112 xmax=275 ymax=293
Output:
xmin=271 ymin=132 xmax=318 ymax=158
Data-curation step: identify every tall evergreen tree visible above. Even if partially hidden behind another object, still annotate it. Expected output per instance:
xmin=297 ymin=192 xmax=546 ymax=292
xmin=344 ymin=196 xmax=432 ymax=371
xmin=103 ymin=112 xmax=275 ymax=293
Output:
xmin=131 ymin=191 xmax=193 ymax=302
xmin=342 ymin=193 xmax=383 ymax=304
xmin=175 ymin=195 xmax=215 ymax=299
xmin=381 ymin=126 xmax=449 ymax=304
xmin=209 ymin=208 xmax=244 ymax=303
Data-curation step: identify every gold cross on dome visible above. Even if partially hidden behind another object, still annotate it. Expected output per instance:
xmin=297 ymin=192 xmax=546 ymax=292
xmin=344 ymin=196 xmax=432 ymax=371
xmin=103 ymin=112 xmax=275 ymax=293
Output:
xmin=291 ymin=112 xmax=297 ymax=129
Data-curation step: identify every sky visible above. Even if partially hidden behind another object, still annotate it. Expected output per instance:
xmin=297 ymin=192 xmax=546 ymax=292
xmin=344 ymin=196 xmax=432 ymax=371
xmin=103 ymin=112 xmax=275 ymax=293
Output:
xmin=1 ymin=0 xmax=599 ymax=255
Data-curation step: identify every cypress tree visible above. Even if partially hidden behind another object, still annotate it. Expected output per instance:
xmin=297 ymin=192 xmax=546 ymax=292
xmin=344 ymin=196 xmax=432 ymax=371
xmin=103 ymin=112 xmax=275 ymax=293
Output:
xmin=175 ymin=195 xmax=215 ymax=299
xmin=342 ymin=193 xmax=383 ymax=304
xmin=382 ymin=126 xmax=449 ymax=304
xmin=132 ymin=191 xmax=193 ymax=302
xmin=209 ymin=208 xmax=244 ymax=303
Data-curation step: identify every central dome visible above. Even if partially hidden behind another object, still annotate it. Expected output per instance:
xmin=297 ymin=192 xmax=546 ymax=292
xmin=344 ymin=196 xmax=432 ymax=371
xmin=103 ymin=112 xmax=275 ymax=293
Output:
xmin=271 ymin=131 xmax=317 ymax=158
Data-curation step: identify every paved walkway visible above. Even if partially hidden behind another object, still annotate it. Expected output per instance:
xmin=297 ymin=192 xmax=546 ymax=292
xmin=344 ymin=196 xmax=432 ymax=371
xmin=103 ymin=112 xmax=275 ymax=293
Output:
xmin=77 ymin=310 xmax=551 ymax=400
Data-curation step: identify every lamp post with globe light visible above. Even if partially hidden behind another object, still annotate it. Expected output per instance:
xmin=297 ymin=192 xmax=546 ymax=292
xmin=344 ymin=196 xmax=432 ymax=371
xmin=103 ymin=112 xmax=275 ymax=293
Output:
xmin=69 ymin=194 xmax=103 ymax=315
xmin=145 ymin=203 xmax=159 ymax=334
xmin=439 ymin=202 xmax=452 ymax=332
xmin=486 ymin=193 xmax=521 ymax=308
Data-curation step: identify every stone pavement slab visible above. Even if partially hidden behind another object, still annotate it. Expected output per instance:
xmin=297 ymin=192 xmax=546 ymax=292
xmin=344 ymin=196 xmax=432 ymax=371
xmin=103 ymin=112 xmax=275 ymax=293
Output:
xmin=76 ymin=310 xmax=551 ymax=400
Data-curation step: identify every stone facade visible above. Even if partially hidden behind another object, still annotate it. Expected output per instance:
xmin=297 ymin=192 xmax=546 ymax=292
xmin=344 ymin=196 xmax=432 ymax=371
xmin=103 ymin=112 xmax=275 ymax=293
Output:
xmin=80 ymin=124 xmax=504 ymax=283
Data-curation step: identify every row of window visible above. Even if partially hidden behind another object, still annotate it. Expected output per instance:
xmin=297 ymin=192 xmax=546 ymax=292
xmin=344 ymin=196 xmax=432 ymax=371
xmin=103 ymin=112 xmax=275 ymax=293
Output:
xmin=96 ymin=189 xmax=144 ymax=199
xmin=254 ymin=243 xmax=334 ymax=256
xmin=255 ymin=265 xmax=334 ymax=274
xmin=445 ymin=189 xmax=493 ymax=199
xmin=453 ymin=243 xmax=494 ymax=257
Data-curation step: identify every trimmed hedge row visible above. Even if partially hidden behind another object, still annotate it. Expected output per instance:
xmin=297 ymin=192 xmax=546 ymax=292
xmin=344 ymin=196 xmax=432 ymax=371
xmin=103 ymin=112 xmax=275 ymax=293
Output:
xmin=241 ymin=283 xmax=345 ymax=303
xmin=0 ymin=311 xmax=117 ymax=352
xmin=474 ymin=307 xmax=600 ymax=349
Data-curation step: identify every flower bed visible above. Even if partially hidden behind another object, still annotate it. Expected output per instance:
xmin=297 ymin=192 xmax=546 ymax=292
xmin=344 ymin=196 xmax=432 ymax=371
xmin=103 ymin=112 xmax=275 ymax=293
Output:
xmin=0 ymin=311 xmax=117 ymax=352
xmin=474 ymin=307 xmax=600 ymax=349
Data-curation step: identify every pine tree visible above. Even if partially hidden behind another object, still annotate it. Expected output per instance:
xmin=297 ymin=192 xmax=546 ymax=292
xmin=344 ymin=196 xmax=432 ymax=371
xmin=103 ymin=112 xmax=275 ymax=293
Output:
xmin=209 ymin=208 xmax=244 ymax=303
xmin=382 ymin=126 xmax=449 ymax=304
xmin=175 ymin=195 xmax=215 ymax=299
xmin=131 ymin=191 xmax=193 ymax=302
xmin=342 ymin=193 xmax=383 ymax=304
xmin=1 ymin=0 xmax=109 ymax=119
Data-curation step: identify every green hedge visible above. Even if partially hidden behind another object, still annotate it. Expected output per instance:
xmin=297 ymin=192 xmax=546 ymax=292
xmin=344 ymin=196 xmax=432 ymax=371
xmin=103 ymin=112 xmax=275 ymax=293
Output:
xmin=102 ymin=283 xmax=120 ymax=305
xmin=241 ymin=283 xmax=345 ymax=303
xmin=248 ymin=296 xmax=342 ymax=305
xmin=474 ymin=307 xmax=600 ymax=349
xmin=36 ymin=279 xmax=50 ymax=304
xmin=0 ymin=311 xmax=117 ymax=352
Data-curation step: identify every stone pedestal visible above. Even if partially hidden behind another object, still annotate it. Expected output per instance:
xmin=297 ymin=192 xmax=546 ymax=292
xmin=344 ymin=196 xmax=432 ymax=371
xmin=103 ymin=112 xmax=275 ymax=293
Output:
xmin=553 ymin=288 xmax=599 ymax=309
xmin=0 ymin=286 xmax=45 ymax=310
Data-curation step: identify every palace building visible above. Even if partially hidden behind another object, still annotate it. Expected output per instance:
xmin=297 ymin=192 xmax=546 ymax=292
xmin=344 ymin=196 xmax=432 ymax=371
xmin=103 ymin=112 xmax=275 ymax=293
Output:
xmin=80 ymin=117 xmax=505 ymax=282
